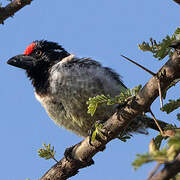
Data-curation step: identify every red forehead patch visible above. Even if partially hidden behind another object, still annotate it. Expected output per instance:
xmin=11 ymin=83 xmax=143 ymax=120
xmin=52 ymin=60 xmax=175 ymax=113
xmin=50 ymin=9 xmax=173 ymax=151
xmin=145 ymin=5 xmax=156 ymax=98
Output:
xmin=24 ymin=42 xmax=36 ymax=55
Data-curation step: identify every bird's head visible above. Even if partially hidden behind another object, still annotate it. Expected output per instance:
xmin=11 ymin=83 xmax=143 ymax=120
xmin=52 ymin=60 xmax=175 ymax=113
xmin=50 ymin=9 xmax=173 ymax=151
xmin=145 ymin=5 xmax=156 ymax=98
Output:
xmin=7 ymin=40 xmax=70 ymax=94
xmin=7 ymin=40 xmax=70 ymax=71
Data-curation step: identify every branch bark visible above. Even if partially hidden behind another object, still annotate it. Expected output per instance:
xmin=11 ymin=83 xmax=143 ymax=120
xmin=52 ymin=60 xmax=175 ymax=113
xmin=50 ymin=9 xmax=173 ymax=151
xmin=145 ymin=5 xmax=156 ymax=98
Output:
xmin=0 ymin=0 xmax=32 ymax=24
xmin=148 ymin=156 xmax=180 ymax=180
xmin=173 ymin=0 xmax=180 ymax=5
xmin=40 ymin=54 xmax=180 ymax=180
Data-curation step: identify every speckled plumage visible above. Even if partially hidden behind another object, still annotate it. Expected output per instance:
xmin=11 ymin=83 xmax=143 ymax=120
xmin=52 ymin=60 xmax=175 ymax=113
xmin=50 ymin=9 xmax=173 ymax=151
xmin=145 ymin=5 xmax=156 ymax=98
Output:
xmin=35 ymin=55 xmax=126 ymax=136
xmin=7 ymin=40 xmax=169 ymax=137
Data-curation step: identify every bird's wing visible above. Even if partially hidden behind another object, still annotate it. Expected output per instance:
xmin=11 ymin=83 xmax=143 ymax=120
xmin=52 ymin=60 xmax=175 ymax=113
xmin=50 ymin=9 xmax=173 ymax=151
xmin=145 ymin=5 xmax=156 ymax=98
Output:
xmin=49 ymin=57 xmax=126 ymax=129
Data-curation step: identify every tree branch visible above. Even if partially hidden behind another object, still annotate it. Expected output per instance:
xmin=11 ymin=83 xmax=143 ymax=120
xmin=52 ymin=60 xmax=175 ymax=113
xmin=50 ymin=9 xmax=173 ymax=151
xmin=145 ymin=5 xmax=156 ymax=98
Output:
xmin=148 ymin=156 xmax=180 ymax=180
xmin=0 ymin=0 xmax=32 ymax=24
xmin=40 ymin=55 xmax=180 ymax=180
xmin=173 ymin=0 xmax=180 ymax=5
xmin=147 ymin=163 xmax=161 ymax=180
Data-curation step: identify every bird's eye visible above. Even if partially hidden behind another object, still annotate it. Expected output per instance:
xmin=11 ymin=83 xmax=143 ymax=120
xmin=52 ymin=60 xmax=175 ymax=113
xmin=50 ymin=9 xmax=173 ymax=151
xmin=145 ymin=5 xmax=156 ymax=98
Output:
xmin=177 ymin=51 xmax=180 ymax=55
xmin=35 ymin=50 xmax=43 ymax=56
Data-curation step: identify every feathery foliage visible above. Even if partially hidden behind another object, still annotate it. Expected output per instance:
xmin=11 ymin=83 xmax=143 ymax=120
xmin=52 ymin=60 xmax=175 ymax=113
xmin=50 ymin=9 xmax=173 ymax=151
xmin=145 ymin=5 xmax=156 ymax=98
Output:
xmin=90 ymin=121 xmax=106 ymax=143
xmin=162 ymin=98 xmax=180 ymax=114
xmin=132 ymin=131 xmax=180 ymax=170
xmin=117 ymin=134 xmax=133 ymax=142
xmin=38 ymin=143 xmax=58 ymax=162
xmin=138 ymin=27 xmax=180 ymax=60
xmin=132 ymin=28 xmax=180 ymax=173
xmin=87 ymin=85 xmax=142 ymax=116
xmin=87 ymin=85 xmax=142 ymax=142
xmin=132 ymin=153 xmax=153 ymax=170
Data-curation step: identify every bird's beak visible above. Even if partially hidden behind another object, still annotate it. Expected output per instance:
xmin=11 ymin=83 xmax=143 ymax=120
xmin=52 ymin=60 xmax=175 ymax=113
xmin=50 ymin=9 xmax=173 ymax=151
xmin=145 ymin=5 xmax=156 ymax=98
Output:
xmin=7 ymin=54 xmax=36 ymax=70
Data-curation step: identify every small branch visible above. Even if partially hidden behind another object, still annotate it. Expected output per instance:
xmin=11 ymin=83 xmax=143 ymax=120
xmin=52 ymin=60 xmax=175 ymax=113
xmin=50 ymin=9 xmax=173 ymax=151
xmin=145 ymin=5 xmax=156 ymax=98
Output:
xmin=51 ymin=154 xmax=58 ymax=163
xmin=173 ymin=0 xmax=180 ymax=5
xmin=121 ymin=55 xmax=156 ymax=76
xmin=121 ymin=55 xmax=165 ymax=109
xmin=40 ymin=49 xmax=180 ymax=179
xmin=149 ymin=109 xmax=164 ymax=135
xmin=157 ymin=79 xmax=164 ymax=109
xmin=148 ymin=156 xmax=180 ymax=180
xmin=147 ymin=163 xmax=161 ymax=180
xmin=0 ymin=0 xmax=32 ymax=24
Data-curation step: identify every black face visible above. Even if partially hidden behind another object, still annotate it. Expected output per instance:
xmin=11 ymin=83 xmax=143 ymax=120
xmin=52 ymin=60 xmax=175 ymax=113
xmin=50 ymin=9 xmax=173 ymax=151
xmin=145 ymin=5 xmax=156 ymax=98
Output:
xmin=7 ymin=40 xmax=70 ymax=70
xmin=7 ymin=40 xmax=70 ymax=95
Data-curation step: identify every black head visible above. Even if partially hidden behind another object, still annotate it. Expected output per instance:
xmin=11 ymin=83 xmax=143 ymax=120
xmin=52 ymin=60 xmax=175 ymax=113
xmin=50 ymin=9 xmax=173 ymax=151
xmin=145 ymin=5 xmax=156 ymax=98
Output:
xmin=7 ymin=40 xmax=70 ymax=94
xmin=7 ymin=40 xmax=70 ymax=70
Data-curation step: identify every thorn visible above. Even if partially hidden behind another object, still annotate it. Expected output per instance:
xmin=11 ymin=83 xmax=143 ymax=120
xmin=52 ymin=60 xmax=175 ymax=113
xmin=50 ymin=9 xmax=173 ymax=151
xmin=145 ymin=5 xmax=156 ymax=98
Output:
xmin=157 ymin=79 xmax=163 ymax=109
xmin=121 ymin=55 xmax=156 ymax=76
xmin=149 ymin=109 xmax=164 ymax=135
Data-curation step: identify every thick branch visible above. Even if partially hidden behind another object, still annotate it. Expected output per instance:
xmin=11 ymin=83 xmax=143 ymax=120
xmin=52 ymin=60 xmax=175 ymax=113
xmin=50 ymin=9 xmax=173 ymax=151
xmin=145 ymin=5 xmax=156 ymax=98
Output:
xmin=0 ymin=0 xmax=32 ymax=24
xmin=173 ymin=0 xmax=180 ymax=5
xmin=40 ymin=56 xmax=180 ymax=180
xmin=148 ymin=156 xmax=180 ymax=180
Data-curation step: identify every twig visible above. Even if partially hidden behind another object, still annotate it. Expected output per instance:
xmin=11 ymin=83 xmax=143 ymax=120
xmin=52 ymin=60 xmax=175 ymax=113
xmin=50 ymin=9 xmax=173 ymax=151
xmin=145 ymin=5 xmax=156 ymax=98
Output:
xmin=148 ymin=156 xmax=180 ymax=180
xmin=147 ymin=163 xmax=161 ymax=180
xmin=157 ymin=79 xmax=164 ymax=109
xmin=52 ymin=156 xmax=59 ymax=163
xmin=0 ymin=0 xmax=32 ymax=24
xmin=121 ymin=55 xmax=156 ymax=76
xmin=173 ymin=0 xmax=180 ymax=5
xmin=149 ymin=109 xmax=164 ymax=135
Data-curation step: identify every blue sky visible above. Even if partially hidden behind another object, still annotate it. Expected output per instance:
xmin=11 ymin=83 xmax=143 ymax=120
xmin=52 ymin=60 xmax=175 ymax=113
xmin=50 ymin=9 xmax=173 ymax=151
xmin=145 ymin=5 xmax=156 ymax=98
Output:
xmin=1 ymin=0 xmax=179 ymax=179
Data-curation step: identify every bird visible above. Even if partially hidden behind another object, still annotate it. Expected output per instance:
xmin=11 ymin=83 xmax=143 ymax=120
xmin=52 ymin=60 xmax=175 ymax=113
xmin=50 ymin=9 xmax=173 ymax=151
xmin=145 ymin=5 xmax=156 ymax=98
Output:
xmin=7 ymin=40 xmax=169 ymax=138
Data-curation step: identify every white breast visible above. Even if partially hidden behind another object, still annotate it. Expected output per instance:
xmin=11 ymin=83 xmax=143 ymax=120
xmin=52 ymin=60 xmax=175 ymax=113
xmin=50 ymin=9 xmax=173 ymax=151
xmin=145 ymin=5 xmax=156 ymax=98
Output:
xmin=34 ymin=92 xmax=56 ymax=120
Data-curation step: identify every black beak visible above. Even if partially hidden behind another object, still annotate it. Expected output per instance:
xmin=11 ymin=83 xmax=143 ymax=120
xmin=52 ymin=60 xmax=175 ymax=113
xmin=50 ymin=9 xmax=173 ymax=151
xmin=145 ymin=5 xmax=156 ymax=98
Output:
xmin=7 ymin=54 xmax=36 ymax=70
xmin=169 ymin=40 xmax=180 ymax=49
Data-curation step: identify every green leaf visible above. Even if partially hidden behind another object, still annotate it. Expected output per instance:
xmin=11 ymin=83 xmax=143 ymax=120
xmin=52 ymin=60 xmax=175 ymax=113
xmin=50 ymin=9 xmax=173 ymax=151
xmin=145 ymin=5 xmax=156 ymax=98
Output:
xmin=87 ymin=94 xmax=109 ymax=116
xmin=38 ymin=143 xmax=57 ymax=162
xmin=91 ymin=129 xmax=97 ymax=143
xmin=87 ymin=85 xmax=142 ymax=116
xmin=132 ymin=134 xmax=180 ymax=170
xmin=138 ymin=27 xmax=180 ymax=60
xmin=132 ymin=153 xmax=153 ymax=170
xmin=90 ymin=121 xmax=106 ymax=143
xmin=138 ymin=36 xmax=173 ymax=60
xmin=132 ymin=132 xmax=180 ymax=170
xmin=174 ymin=27 xmax=180 ymax=39
xmin=118 ymin=134 xmax=132 ymax=142
xmin=162 ymin=98 xmax=180 ymax=114
xmin=134 ymin=84 xmax=142 ymax=96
